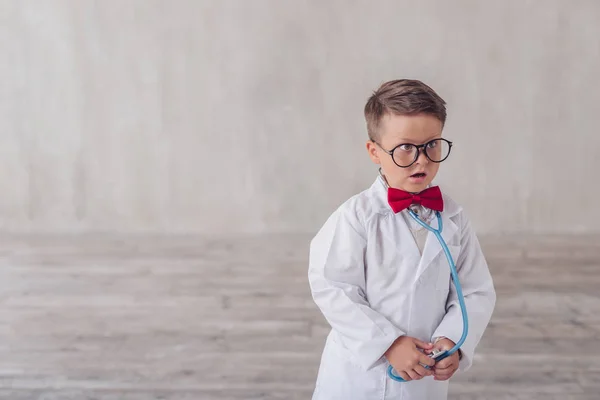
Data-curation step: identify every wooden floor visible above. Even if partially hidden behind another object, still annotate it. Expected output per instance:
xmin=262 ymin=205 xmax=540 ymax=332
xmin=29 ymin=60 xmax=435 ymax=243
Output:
xmin=0 ymin=233 xmax=599 ymax=400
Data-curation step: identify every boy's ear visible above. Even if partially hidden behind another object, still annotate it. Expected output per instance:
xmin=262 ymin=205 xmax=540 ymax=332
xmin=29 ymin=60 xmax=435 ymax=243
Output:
xmin=366 ymin=140 xmax=381 ymax=165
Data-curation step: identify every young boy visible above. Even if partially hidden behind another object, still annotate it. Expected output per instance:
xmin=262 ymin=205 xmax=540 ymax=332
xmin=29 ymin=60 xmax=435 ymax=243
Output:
xmin=308 ymin=79 xmax=496 ymax=399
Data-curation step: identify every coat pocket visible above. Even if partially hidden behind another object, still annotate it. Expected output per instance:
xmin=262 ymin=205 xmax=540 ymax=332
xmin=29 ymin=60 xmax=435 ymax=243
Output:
xmin=314 ymin=334 xmax=387 ymax=400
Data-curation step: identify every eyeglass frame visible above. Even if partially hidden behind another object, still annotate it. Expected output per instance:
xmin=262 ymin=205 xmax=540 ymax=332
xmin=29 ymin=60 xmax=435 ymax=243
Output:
xmin=372 ymin=138 xmax=454 ymax=168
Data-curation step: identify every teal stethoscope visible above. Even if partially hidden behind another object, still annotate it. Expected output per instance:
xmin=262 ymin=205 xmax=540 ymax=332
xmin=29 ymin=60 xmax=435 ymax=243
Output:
xmin=379 ymin=173 xmax=469 ymax=383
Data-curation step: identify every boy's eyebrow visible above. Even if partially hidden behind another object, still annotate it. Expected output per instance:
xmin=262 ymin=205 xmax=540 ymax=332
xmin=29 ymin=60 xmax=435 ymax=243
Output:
xmin=393 ymin=133 xmax=442 ymax=145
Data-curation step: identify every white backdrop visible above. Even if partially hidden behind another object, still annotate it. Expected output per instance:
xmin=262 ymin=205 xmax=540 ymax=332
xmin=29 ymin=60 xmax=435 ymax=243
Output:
xmin=1 ymin=0 xmax=599 ymax=234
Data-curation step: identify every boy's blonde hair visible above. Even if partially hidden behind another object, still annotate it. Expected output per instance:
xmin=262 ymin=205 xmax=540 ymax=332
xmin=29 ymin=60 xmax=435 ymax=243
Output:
xmin=364 ymin=79 xmax=447 ymax=141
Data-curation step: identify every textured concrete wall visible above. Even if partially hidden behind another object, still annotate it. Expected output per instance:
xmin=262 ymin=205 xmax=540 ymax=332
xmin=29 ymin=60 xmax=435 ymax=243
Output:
xmin=1 ymin=0 xmax=599 ymax=234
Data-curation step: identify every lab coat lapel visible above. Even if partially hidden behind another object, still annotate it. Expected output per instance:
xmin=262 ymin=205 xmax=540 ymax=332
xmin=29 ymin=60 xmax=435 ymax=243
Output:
xmin=396 ymin=212 xmax=423 ymax=269
xmin=415 ymin=208 xmax=459 ymax=279
xmin=371 ymin=176 xmax=423 ymax=267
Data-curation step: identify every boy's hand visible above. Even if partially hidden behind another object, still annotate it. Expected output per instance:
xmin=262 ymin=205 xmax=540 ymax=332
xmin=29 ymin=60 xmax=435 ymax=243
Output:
xmin=385 ymin=336 xmax=435 ymax=381
xmin=431 ymin=338 xmax=460 ymax=381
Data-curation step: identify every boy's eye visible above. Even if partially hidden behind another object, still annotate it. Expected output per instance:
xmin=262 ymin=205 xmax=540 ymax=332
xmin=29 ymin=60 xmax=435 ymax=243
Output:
xmin=399 ymin=144 xmax=414 ymax=152
xmin=426 ymin=141 xmax=438 ymax=149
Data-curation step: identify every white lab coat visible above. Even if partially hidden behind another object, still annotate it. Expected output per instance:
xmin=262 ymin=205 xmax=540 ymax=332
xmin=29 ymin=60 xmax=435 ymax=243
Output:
xmin=308 ymin=176 xmax=496 ymax=400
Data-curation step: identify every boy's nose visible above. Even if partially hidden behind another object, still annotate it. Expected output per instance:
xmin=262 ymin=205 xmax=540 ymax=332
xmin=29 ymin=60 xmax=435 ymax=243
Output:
xmin=416 ymin=149 xmax=429 ymax=164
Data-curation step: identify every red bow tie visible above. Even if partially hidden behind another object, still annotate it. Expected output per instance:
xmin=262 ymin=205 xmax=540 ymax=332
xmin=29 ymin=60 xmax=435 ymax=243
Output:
xmin=387 ymin=186 xmax=444 ymax=213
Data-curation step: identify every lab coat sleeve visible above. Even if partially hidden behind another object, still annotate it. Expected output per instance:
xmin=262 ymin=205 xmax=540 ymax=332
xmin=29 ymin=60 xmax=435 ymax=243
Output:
xmin=432 ymin=212 xmax=496 ymax=372
xmin=308 ymin=206 xmax=405 ymax=371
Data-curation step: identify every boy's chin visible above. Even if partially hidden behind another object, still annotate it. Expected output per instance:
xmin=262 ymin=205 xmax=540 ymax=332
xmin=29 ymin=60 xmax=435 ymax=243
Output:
xmin=400 ymin=181 xmax=431 ymax=193
xmin=386 ymin=174 xmax=433 ymax=193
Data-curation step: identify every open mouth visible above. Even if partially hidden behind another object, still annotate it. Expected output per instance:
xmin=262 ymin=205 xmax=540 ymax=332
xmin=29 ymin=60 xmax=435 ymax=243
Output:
xmin=410 ymin=172 xmax=427 ymax=178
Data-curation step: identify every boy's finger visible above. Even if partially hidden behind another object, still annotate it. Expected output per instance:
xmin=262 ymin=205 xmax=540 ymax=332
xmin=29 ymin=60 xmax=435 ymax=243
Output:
xmin=406 ymin=369 xmax=422 ymax=381
xmin=413 ymin=364 xmax=433 ymax=377
xmin=435 ymin=358 xmax=453 ymax=369
xmin=434 ymin=374 xmax=452 ymax=381
xmin=418 ymin=353 xmax=436 ymax=367
xmin=433 ymin=364 xmax=456 ymax=374
xmin=397 ymin=371 xmax=412 ymax=381
xmin=413 ymin=338 xmax=433 ymax=349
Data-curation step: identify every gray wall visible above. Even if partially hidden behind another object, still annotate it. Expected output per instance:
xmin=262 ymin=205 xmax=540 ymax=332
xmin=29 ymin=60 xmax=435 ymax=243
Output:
xmin=1 ymin=0 xmax=599 ymax=235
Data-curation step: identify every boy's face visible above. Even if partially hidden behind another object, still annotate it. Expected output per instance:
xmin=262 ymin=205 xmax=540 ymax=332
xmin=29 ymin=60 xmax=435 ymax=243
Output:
xmin=366 ymin=113 xmax=443 ymax=193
